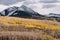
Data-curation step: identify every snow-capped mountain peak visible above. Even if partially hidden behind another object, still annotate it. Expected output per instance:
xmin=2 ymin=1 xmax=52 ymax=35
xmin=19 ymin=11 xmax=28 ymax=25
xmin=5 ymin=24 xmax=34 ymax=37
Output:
xmin=0 ymin=5 xmax=45 ymax=19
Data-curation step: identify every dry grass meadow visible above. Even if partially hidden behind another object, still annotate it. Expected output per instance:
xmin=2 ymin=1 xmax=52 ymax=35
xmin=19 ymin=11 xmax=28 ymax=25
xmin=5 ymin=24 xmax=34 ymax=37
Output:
xmin=0 ymin=16 xmax=60 ymax=40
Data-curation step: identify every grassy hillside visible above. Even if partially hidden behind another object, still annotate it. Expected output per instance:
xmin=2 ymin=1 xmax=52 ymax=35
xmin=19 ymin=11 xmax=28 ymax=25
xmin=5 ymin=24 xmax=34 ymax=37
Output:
xmin=0 ymin=16 xmax=60 ymax=40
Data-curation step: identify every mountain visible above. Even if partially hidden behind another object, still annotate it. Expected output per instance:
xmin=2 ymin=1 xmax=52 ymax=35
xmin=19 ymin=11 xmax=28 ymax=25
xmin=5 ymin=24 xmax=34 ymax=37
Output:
xmin=49 ymin=13 xmax=60 ymax=18
xmin=47 ymin=13 xmax=60 ymax=19
xmin=0 ymin=5 xmax=45 ymax=19
xmin=47 ymin=13 xmax=60 ymax=21
xmin=0 ymin=6 xmax=18 ymax=16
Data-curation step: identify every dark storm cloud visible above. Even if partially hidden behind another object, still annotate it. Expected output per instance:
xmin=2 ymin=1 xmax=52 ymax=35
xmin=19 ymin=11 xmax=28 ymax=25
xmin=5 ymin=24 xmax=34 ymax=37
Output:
xmin=0 ymin=0 xmax=25 ymax=5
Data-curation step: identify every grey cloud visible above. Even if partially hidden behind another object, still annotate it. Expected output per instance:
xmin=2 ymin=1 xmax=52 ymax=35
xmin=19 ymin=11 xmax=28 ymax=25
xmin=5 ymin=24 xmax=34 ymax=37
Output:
xmin=0 ymin=0 xmax=25 ymax=5
xmin=40 ymin=0 xmax=59 ymax=3
xmin=43 ymin=4 xmax=57 ymax=8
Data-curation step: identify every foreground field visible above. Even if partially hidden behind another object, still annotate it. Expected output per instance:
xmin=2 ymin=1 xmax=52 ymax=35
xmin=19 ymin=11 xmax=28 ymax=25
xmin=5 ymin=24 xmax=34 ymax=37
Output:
xmin=0 ymin=16 xmax=60 ymax=40
xmin=0 ymin=16 xmax=60 ymax=30
xmin=0 ymin=31 xmax=59 ymax=40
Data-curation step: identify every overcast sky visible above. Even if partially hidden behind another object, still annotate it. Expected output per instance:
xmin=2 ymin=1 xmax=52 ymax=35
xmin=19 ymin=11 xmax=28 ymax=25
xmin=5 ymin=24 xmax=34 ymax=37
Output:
xmin=0 ymin=0 xmax=59 ymax=5
xmin=0 ymin=0 xmax=60 ymax=15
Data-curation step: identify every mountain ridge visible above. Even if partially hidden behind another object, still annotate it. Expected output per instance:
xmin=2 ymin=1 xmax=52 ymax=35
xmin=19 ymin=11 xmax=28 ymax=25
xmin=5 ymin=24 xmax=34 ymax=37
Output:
xmin=0 ymin=5 xmax=45 ymax=19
